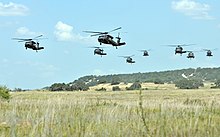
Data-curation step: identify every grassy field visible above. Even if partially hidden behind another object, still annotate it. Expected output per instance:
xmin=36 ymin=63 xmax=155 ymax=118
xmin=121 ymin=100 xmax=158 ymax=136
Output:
xmin=89 ymin=82 xmax=177 ymax=91
xmin=1 ymin=89 xmax=220 ymax=137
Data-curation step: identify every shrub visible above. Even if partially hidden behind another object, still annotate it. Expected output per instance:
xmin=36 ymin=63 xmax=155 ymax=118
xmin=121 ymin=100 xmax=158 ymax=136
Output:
xmin=126 ymin=82 xmax=142 ymax=90
xmin=153 ymin=79 xmax=164 ymax=84
xmin=112 ymin=86 xmax=121 ymax=91
xmin=175 ymin=79 xmax=203 ymax=89
xmin=211 ymin=79 xmax=220 ymax=89
xmin=69 ymin=82 xmax=89 ymax=91
xmin=49 ymin=83 xmax=67 ymax=91
xmin=111 ymin=77 xmax=120 ymax=85
xmin=111 ymin=81 xmax=120 ymax=85
xmin=0 ymin=86 xmax=10 ymax=100
xmin=95 ymin=87 xmax=106 ymax=91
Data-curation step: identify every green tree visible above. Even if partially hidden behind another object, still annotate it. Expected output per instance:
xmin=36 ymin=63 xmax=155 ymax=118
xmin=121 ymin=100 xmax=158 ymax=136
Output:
xmin=211 ymin=79 xmax=220 ymax=88
xmin=111 ymin=76 xmax=120 ymax=85
xmin=49 ymin=83 xmax=67 ymax=91
xmin=153 ymin=79 xmax=164 ymax=84
xmin=70 ymin=81 xmax=89 ymax=91
xmin=175 ymin=79 xmax=203 ymax=89
xmin=0 ymin=86 xmax=10 ymax=100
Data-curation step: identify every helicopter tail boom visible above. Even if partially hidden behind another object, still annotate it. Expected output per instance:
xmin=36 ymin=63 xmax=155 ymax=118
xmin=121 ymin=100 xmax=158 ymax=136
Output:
xmin=37 ymin=47 xmax=44 ymax=50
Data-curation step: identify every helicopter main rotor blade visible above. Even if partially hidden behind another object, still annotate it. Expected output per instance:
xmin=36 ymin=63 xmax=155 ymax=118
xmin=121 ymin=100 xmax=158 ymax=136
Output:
xmin=18 ymin=40 xmax=27 ymax=42
xmin=33 ymin=35 xmax=43 ymax=40
xmin=165 ymin=44 xmax=196 ymax=47
xmin=138 ymin=49 xmax=151 ymax=52
xmin=108 ymin=27 xmax=122 ymax=33
xmin=12 ymin=38 xmax=33 ymax=42
xmin=83 ymin=31 xmax=108 ymax=37
xmin=90 ymin=33 xmax=107 ymax=37
xmin=36 ymin=37 xmax=48 ymax=40
xmin=185 ymin=50 xmax=193 ymax=53
xmin=88 ymin=46 xmax=105 ymax=49
xmin=164 ymin=45 xmax=179 ymax=47
xmin=182 ymin=44 xmax=196 ymax=46
xmin=203 ymin=48 xmax=218 ymax=51
xmin=83 ymin=31 xmax=103 ymax=34
xmin=118 ymin=56 xmax=128 ymax=58
xmin=118 ymin=55 xmax=134 ymax=58
xmin=203 ymin=49 xmax=210 ymax=51
xmin=12 ymin=38 xmax=32 ymax=41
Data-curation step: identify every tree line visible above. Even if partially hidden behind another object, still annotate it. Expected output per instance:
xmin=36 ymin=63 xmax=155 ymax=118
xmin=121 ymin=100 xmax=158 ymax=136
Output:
xmin=48 ymin=67 xmax=220 ymax=91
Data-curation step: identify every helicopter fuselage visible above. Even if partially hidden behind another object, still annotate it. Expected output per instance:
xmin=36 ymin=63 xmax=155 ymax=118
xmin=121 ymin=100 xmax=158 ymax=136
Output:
xmin=143 ymin=51 xmax=149 ymax=56
xmin=175 ymin=46 xmax=186 ymax=54
xmin=187 ymin=52 xmax=195 ymax=59
xmin=98 ymin=35 xmax=126 ymax=48
xmin=94 ymin=48 xmax=107 ymax=56
xmin=206 ymin=50 xmax=213 ymax=56
xmin=126 ymin=57 xmax=135 ymax=64
xmin=25 ymin=41 xmax=44 ymax=51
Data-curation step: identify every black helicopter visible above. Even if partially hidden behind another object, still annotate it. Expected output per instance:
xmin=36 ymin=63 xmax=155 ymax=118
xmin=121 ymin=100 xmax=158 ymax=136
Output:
xmin=90 ymin=47 xmax=107 ymax=57
xmin=119 ymin=55 xmax=135 ymax=64
xmin=84 ymin=27 xmax=126 ymax=49
xmin=139 ymin=50 xmax=150 ymax=56
xmin=166 ymin=44 xmax=195 ymax=55
xmin=202 ymin=49 xmax=217 ymax=57
xmin=12 ymin=35 xmax=45 ymax=52
xmin=186 ymin=51 xmax=195 ymax=59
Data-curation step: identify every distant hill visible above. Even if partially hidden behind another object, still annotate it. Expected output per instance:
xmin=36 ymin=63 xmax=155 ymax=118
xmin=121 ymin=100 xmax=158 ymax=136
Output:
xmin=48 ymin=67 xmax=220 ymax=91
xmin=71 ymin=67 xmax=220 ymax=85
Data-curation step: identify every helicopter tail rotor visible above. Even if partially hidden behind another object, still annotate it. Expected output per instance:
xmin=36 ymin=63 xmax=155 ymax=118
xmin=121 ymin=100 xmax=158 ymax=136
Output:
xmin=115 ymin=32 xmax=126 ymax=47
xmin=116 ymin=33 xmax=121 ymax=43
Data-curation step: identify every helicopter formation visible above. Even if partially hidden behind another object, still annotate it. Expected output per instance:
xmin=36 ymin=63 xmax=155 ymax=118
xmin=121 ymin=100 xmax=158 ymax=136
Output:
xmin=11 ymin=27 xmax=216 ymax=64
xmin=166 ymin=44 xmax=216 ymax=59
xmin=84 ymin=27 xmax=216 ymax=63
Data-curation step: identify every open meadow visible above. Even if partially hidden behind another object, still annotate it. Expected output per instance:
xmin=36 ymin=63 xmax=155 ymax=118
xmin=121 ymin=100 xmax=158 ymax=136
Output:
xmin=1 ymin=89 xmax=220 ymax=137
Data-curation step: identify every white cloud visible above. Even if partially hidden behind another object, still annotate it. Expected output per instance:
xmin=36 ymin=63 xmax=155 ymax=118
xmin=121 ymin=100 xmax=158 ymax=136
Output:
xmin=54 ymin=21 xmax=74 ymax=41
xmin=0 ymin=2 xmax=28 ymax=16
xmin=54 ymin=21 xmax=95 ymax=43
xmin=16 ymin=27 xmax=41 ymax=36
xmin=172 ymin=0 xmax=214 ymax=20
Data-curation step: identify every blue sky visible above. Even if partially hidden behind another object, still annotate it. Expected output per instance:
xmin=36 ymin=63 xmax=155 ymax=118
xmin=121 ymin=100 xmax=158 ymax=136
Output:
xmin=0 ymin=0 xmax=220 ymax=89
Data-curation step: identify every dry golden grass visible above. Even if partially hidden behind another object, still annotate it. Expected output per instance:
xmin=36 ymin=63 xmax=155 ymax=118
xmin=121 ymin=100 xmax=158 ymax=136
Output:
xmin=1 ymin=88 xmax=220 ymax=136
xmin=89 ymin=82 xmax=176 ymax=91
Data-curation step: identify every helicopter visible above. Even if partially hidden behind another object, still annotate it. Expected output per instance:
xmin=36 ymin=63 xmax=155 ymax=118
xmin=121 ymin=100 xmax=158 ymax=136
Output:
xmin=119 ymin=55 xmax=135 ymax=64
xmin=202 ymin=49 xmax=217 ymax=57
xmin=166 ymin=44 xmax=195 ymax=55
xmin=12 ymin=35 xmax=45 ymax=52
xmin=138 ymin=50 xmax=150 ymax=56
xmin=186 ymin=51 xmax=195 ymax=59
xmin=83 ymin=27 xmax=126 ymax=49
xmin=90 ymin=47 xmax=107 ymax=57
